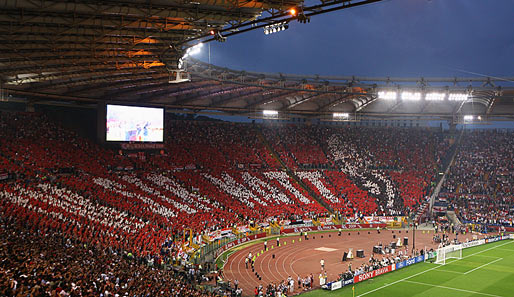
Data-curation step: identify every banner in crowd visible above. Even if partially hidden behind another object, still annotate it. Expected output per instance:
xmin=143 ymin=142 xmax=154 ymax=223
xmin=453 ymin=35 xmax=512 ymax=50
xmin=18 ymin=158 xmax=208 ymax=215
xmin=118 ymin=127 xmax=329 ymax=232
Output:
xmin=0 ymin=173 xmax=8 ymax=180
xmin=235 ymin=225 xmax=251 ymax=234
xmin=214 ymin=233 xmax=266 ymax=258
xmin=319 ymin=217 xmax=334 ymax=225
xmin=280 ymin=223 xmax=387 ymax=234
xmin=363 ymin=216 xmax=402 ymax=223
xmin=207 ymin=228 xmax=235 ymax=241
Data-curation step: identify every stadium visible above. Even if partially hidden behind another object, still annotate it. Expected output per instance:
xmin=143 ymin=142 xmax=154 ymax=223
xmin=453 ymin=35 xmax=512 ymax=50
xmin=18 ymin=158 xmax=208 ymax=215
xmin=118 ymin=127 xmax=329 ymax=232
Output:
xmin=1 ymin=0 xmax=513 ymax=296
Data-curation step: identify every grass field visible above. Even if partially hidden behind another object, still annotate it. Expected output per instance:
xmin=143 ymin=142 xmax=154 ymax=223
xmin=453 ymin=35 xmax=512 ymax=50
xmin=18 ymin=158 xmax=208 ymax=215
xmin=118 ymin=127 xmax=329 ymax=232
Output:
xmin=301 ymin=239 xmax=514 ymax=297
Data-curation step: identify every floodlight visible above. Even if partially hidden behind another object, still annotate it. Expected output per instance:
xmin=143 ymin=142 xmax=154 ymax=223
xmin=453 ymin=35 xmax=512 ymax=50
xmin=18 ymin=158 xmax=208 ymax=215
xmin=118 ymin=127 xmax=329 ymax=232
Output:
xmin=290 ymin=8 xmax=297 ymax=16
xmin=263 ymin=110 xmax=278 ymax=116
xmin=463 ymin=115 xmax=474 ymax=121
xmin=449 ymin=93 xmax=468 ymax=101
xmin=401 ymin=92 xmax=421 ymax=101
xmin=333 ymin=113 xmax=349 ymax=118
xmin=188 ymin=43 xmax=202 ymax=56
xmin=378 ymin=91 xmax=397 ymax=100
xmin=425 ymin=93 xmax=446 ymax=101
xmin=264 ymin=22 xmax=289 ymax=35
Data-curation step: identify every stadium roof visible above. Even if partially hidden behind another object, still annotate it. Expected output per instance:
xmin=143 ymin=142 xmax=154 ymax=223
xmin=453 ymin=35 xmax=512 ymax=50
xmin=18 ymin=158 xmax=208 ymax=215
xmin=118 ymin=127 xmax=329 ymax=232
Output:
xmin=1 ymin=0 xmax=514 ymax=121
xmin=0 ymin=0 xmax=303 ymax=89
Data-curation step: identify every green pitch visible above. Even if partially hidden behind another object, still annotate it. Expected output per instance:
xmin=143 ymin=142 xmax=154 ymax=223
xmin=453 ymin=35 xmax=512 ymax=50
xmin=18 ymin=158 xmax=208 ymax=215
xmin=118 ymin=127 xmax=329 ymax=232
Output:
xmin=302 ymin=239 xmax=514 ymax=297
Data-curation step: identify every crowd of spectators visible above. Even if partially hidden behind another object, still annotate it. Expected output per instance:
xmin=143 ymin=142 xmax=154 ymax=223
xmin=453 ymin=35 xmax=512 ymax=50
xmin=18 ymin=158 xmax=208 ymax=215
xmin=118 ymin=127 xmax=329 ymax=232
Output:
xmin=4 ymin=109 xmax=514 ymax=295
xmin=324 ymin=127 xmax=445 ymax=215
xmin=0 ymin=112 xmax=449 ymax=235
xmin=440 ymin=130 xmax=514 ymax=227
xmin=0 ymin=217 xmax=214 ymax=297
xmin=0 ymin=111 xmax=451 ymax=272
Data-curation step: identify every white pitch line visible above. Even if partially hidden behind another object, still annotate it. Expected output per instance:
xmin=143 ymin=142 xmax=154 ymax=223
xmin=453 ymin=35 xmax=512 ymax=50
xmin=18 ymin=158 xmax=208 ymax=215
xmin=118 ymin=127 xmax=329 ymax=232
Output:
xmin=463 ymin=257 xmax=503 ymax=275
xmin=403 ymin=280 xmax=503 ymax=297
xmin=357 ymin=240 xmax=513 ymax=297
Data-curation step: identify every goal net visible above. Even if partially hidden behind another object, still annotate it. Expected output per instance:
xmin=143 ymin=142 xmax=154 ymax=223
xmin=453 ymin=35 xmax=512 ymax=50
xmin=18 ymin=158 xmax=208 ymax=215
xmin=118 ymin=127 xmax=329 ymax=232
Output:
xmin=434 ymin=244 xmax=462 ymax=265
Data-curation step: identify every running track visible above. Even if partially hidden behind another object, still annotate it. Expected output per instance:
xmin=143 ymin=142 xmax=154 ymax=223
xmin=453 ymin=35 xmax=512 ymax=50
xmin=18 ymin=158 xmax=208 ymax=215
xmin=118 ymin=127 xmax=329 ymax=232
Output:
xmin=223 ymin=229 xmax=446 ymax=296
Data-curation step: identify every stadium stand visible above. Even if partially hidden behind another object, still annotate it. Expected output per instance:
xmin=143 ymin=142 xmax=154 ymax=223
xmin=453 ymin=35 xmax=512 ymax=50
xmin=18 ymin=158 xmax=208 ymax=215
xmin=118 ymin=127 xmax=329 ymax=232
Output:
xmin=440 ymin=130 xmax=514 ymax=228
xmin=0 ymin=221 xmax=213 ymax=297
xmin=0 ymin=111 xmax=458 ymax=267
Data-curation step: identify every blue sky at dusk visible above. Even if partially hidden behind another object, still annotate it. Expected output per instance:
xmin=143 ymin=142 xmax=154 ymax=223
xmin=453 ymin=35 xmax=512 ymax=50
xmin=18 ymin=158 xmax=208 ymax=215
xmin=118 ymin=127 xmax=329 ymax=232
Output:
xmin=195 ymin=0 xmax=514 ymax=78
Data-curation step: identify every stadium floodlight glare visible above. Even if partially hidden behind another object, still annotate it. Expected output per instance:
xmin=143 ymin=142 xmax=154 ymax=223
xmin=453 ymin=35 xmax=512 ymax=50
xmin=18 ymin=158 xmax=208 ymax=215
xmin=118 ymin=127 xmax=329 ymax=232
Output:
xmin=378 ymin=91 xmax=397 ymax=100
xmin=449 ymin=93 xmax=468 ymax=101
xmin=264 ymin=22 xmax=289 ymax=35
xmin=425 ymin=92 xmax=446 ymax=101
xmin=263 ymin=110 xmax=278 ymax=116
xmin=401 ymin=92 xmax=421 ymax=101
xmin=333 ymin=112 xmax=349 ymax=118
xmin=186 ymin=43 xmax=203 ymax=56
xmin=290 ymin=8 xmax=297 ymax=16
xmin=182 ymin=43 xmax=203 ymax=60
xmin=463 ymin=115 xmax=474 ymax=121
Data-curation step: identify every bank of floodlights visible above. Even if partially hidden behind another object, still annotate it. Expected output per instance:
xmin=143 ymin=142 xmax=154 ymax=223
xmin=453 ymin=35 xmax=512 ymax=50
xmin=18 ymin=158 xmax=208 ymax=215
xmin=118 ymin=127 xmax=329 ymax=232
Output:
xmin=378 ymin=91 xmax=397 ymax=100
xmin=401 ymin=92 xmax=421 ymax=101
xmin=264 ymin=22 xmax=289 ymax=35
xmin=263 ymin=110 xmax=278 ymax=116
xmin=425 ymin=92 xmax=446 ymax=101
xmin=333 ymin=112 xmax=349 ymax=119
xmin=449 ymin=93 xmax=468 ymax=101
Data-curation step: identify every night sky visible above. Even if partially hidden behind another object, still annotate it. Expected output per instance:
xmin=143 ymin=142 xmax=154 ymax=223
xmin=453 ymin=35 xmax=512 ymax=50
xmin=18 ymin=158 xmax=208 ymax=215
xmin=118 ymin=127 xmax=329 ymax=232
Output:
xmin=195 ymin=0 xmax=514 ymax=78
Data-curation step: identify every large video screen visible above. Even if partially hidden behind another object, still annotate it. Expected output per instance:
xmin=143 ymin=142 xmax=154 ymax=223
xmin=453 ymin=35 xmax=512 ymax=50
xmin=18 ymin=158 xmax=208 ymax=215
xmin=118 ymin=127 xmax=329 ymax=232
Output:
xmin=106 ymin=105 xmax=164 ymax=142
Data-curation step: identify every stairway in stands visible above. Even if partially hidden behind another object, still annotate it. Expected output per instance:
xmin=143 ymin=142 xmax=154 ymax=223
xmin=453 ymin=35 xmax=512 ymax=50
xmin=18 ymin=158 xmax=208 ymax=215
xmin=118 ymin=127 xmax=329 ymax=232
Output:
xmin=446 ymin=210 xmax=462 ymax=228
xmin=429 ymin=129 xmax=465 ymax=217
